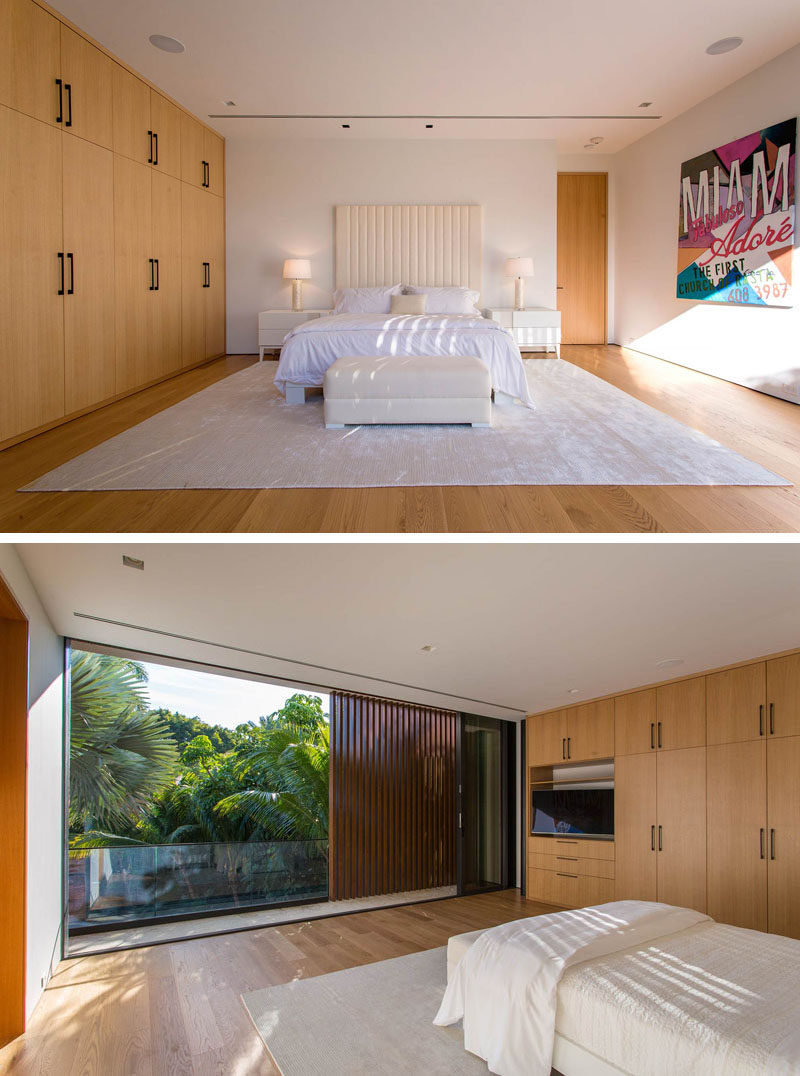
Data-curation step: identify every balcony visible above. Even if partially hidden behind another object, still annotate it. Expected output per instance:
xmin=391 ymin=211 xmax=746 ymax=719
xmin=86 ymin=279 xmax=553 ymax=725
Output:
xmin=68 ymin=839 xmax=328 ymax=930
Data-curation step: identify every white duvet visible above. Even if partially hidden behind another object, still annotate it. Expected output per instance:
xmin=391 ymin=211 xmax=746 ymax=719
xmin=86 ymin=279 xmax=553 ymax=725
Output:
xmin=273 ymin=312 xmax=534 ymax=407
xmin=434 ymin=901 xmax=711 ymax=1076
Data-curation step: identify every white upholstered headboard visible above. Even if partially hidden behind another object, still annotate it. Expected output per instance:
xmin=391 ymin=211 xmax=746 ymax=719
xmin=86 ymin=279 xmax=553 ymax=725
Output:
xmin=334 ymin=204 xmax=483 ymax=294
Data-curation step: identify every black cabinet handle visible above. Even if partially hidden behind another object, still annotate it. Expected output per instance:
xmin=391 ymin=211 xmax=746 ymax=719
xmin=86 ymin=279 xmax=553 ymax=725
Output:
xmin=57 ymin=251 xmax=65 ymax=295
xmin=149 ymin=258 xmax=155 ymax=291
xmin=657 ymin=825 xmax=662 ymax=851
xmin=65 ymin=82 xmax=72 ymax=127
xmin=651 ymin=824 xmax=655 ymax=851
xmin=769 ymin=703 xmax=774 ymax=736
xmin=561 ymin=737 xmax=565 ymax=760
xmin=556 ymin=872 xmax=578 ymax=879
xmin=153 ymin=131 xmax=158 ymax=166
xmin=567 ymin=736 xmax=571 ymax=759
xmin=650 ymin=722 xmax=655 ymax=750
xmin=760 ymin=828 xmax=765 ymax=859
xmin=202 ymin=160 xmax=209 ymax=187
xmin=55 ymin=78 xmax=63 ymax=123
xmin=148 ymin=130 xmax=153 ymax=164
xmin=759 ymin=704 xmax=764 ymax=736
xmin=202 ymin=261 xmax=210 ymax=287
xmin=770 ymin=829 xmax=775 ymax=860
xmin=154 ymin=258 xmax=159 ymax=291
xmin=67 ymin=253 xmax=74 ymax=295
xmin=657 ymin=722 xmax=662 ymax=749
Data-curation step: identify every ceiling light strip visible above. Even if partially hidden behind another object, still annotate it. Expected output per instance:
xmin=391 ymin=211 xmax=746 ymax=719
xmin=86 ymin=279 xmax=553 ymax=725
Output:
xmin=206 ymin=113 xmax=663 ymax=120
xmin=71 ymin=612 xmax=525 ymax=715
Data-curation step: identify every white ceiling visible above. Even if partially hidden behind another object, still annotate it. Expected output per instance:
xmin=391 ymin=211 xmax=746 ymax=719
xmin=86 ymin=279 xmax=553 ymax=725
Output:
xmin=15 ymin=542 xmax=800 ymax=719
xmin=50 ymin=0 xmax=800 ymax=153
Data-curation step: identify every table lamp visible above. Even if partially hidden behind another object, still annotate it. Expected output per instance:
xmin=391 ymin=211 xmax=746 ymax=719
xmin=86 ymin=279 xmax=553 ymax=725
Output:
xmin=505 ymin=257 xmax=534 ymax=311
xmin=283 ymin=258 xmax=311 ymax=311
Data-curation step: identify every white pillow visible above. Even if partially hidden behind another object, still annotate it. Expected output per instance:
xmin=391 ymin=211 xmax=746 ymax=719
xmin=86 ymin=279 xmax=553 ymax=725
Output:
xmin=406 ymin=286 xmax=480 ymax=314
xmin=332 ymin=285 xmax=402 ymax=314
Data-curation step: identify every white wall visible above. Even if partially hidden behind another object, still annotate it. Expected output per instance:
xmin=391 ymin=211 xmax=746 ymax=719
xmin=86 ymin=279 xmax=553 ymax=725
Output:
xmin=225 ymin=138 xmax=557 ymax=354
xmin=614 ymin=44 xmax=800 ymax=403
xmin=0 ymin=546 xmax=64 ymax=1021
xmin=556 ymin=154 xmax=616 ymax=342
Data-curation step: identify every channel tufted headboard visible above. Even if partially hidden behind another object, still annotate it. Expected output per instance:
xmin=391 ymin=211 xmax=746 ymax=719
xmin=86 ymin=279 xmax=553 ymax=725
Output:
xmin=334 ymin=204 xmax=483 ymax=294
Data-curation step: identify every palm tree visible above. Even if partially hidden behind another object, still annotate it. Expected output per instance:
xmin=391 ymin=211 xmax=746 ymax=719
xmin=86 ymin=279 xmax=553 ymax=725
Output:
xmin=69 ymin=650 xmax=179 ymax=841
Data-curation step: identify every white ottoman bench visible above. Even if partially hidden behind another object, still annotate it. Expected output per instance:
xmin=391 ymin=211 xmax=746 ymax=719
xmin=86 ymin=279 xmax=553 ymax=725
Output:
xmin=323 ymin=355 xmax=492 ymax=428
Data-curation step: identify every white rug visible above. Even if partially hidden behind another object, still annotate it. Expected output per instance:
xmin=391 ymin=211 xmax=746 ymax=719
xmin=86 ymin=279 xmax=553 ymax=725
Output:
xmin=23 ymin=360 xmax=788 ymax=490
xmin=241 ymin=947 xmax=486 ymax=1075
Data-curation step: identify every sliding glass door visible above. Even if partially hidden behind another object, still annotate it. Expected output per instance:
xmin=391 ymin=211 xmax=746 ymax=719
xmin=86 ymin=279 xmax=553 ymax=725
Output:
xmin=458 ymin=714 xmax=515 ymax=895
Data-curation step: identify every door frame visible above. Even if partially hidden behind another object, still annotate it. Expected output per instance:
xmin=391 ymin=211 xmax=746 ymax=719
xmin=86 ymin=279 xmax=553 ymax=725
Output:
xmin=556 ymin=171 xmax=609 ymax=344
xmin=0 ymin=572 xmax=29 ymax=1046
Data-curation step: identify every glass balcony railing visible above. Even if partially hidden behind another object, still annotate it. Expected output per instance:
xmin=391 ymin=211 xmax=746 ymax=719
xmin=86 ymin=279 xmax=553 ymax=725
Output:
xmin=68 ymin=839 xmax=328 ymax=929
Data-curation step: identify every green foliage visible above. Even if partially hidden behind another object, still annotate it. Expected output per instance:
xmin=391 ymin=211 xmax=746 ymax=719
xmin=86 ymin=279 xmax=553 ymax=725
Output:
xmin=181 ymin=734 xmax=217 ymax=770
xmin=152 ymin=709 xmax=236 ymax=753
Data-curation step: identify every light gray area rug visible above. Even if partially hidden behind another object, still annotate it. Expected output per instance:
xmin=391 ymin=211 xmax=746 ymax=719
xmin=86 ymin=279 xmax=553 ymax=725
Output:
xmin=241 ymin=946 xmax=486 ymax=1075
xmin=23 ymin=360 xmax=788 ymax=490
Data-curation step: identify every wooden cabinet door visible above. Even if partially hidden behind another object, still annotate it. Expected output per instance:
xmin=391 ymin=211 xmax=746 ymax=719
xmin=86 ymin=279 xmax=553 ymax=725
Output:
xmin=767 ymin=736 xmax=800 ymax=939
xmin=766 ymin=654 xmax=800 ymax=740
xmin=615 ymin=690 xmax=656 ymax=756
xmin=114 ymin=155 xmax=152 ymax=393
xmin=204 ymin=128 xmax=225 ymax=195
xmin=567 ymin=700 xmax=614 ymax=762
xmin=204 ymin=192 xmax=226 ymax=358
xmin=62 ymin=136 xmax=115 ymax=413
xmin=150 ymin=170 xmax=182 ymax=377
xmin=60 ymin=25 xmax=113 ymax=149
xmin=706 ymin=663 xmax=765 ymax=745
xmin=528 ymin=711 xmax=567 ymax=766
xmin=0 ymin=0 xmax=61 ymax=125
xmin=656 ymin=747 xmax=706 ymax=913
xmin=181 ymin=112 xmax=205 ymax=188
xmin=556 ymin=172 xmax=606 ymax=344
xmin=614 ymin=753 xmax=657 ymax=902
xmin=181 ymin=182 xmax=207 ymax=366
xmin=150 ymin=91 xmax=182 ymax=179
xmin=112 ymin=62 xmax=150 ymax=163
xmin=0 ymin=106 xmax=64 ymax=442
xmin=656 ymin=677 xmax=705 ymax=751
xmin=706 ymin=741 xmax=767 ymax=931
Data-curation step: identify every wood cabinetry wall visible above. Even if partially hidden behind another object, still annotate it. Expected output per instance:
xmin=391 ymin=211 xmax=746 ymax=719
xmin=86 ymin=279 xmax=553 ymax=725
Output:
xmin=0 ymin=0 xmax=226 ymax=448
xmin=525 ymin=645 xmax=800 ymax=940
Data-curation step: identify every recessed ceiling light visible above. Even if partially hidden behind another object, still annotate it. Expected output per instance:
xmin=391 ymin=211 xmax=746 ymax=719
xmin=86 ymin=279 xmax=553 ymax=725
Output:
xmin=149 ymin=34 xmax=185 ymax=53
xmin=638 ymin=101 xmax=653 ymax=108
xmin=122 ymin=554 xmax=144 ymax=571
xmin=224 ymin=100 xmax=237 ymax=107
xmin=589 ymin=136 xmax=604 ymax=145
xmin=705 ymin=36 xmax=743 ymax=55
xmin=421 ymin=644 xmax=437 ymax=653
xmin=655 ymin=658 xmax=684 ymax=670
xmin=568 ymin=688 xmax=580 ymax=695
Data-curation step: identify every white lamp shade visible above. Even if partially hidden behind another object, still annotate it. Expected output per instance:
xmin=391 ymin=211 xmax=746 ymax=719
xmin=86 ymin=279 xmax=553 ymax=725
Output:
xmin=283 ymin=258 xmax=311 ymax=280
xmin=505 ymin=257 xmax=534 ymax=277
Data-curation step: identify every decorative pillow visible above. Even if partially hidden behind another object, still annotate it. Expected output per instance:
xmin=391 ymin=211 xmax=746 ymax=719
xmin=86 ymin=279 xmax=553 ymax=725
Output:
xmin=390 ymin=293 xmax=427 ymax=315
xmin=406 ymin=286 xmax=480 ymax=314
xmin=332 ymin=285 xmax=402 ymax=315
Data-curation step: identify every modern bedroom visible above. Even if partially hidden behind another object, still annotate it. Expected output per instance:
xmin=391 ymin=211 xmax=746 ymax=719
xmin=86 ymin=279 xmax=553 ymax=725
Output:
xmin=2 ymin=539 xmax=800 ymax=1075
xmin=1 ymin=0 xmax=799 ymax=533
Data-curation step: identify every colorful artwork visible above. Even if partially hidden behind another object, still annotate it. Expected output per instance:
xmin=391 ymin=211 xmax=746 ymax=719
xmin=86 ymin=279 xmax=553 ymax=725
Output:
xmin=677 ymin=118 xmax=796 ymax=307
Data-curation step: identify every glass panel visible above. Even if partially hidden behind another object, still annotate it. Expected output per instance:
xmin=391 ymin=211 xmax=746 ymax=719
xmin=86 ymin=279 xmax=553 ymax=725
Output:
xmin=461 ymin=716 xmax=504 ymax=894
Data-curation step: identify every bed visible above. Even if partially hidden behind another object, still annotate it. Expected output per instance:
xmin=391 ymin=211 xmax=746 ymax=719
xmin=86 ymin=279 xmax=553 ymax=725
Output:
xmin=272 ymin=204 xmax=534 ymax=407
xmin=436 ymin=901 xmax=800 ymax=1076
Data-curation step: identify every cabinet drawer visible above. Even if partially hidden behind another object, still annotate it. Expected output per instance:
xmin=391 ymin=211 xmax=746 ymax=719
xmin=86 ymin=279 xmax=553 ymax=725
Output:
xmin=529 ymin=852 xmax=615 ymax=879
xmin=556 ymin=872 xmax=615 ymax=908
xmin=529 ymin=835 xmax=615 ymax=860
xmin=526 ymin=867 xmax=561 ymax=905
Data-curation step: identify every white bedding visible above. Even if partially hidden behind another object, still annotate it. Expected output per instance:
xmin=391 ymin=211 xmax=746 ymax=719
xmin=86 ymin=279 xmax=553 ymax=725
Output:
xmin=273 ymin=312 xmax=534 ymax=407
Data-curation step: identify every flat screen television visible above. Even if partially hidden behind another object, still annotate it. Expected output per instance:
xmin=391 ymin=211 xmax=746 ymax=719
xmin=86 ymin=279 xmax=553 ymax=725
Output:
xmin=531 ymin=787 xmax=614 ymax=838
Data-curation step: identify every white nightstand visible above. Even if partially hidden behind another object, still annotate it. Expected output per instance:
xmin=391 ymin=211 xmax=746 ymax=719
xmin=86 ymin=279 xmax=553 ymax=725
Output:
xmin=485 ymin=308 xmax=561 ymax=356
xmin=258 ymin=309 xmax=331 ymax=360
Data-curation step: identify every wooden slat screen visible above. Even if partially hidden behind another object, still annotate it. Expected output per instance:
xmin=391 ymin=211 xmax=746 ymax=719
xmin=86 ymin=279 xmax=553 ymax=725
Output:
xmin=329 ymin=691 xmax=458 ymax=900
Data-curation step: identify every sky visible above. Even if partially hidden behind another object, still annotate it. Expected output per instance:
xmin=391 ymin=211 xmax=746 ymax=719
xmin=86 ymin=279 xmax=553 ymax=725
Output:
xmin=141 ymin=660 xmax=328 ymax=730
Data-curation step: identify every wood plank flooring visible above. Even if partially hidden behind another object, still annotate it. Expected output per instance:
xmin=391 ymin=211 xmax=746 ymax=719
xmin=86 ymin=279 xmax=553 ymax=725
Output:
xmin=1 ymin=346 xmax=798 ymax=532
xmin=0 ymin=889 xmax=547 ymax=1075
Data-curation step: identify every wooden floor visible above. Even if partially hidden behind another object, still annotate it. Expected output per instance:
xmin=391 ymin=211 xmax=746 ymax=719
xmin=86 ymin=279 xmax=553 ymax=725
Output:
xmin=1 ymin=346 xmax=799 ymax=532
xmin=1 ymin=889 xmax=545 ymax=1075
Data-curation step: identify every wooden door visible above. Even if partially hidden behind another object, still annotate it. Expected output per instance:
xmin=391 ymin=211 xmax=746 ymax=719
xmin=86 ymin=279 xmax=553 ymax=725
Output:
xmin=204 ymin=128 xmax=225 ymax=196
xmin=112 ymin=62 xmax=150 ymax=163
xmin=0 ymin=0 xmax=61 ymax=125
xmin=706 ymin=741 xmax=767 ymax=931
xmin=0 ymin=106 xmax=65 ymax=443
xmin=181 ymin=111 xmax=205 ymax=188
xmin=615 ymin=753 xmax=657 ymax=901
xmin=62 ymin=136 xmax=116 ymax=413
xmin=150 ymin=91 xmax=182 ymax=179
xmin=567 ymin=699 xmax=614 ymax=761
xmin=528 ymin=711 xmax=567 ymax=766
xmin=706 ymin=663 xmax=765 ymax=745
xmin=556 ymin=173 xmax=607 ymax=343
xmin=114 ymin=155 xmax=152 ymax=393
xmin=60 ymin=25 xmax=113 ymax=149
xmin=204 ymin=192 xmax=226 ymax=358
xmin=766 ymin=654 xmax=800 ymax=739
xmin=766 ymin=736 xmax=800 ymax=939
xmin=656 ymin=747 xmax=706 ymax=913
xmin=655 ymin=678 xmax=705 ymax=751
xmin=614 ymin=689 xmax=656 ymax=756
xmin=181 ymin=183 xmax=207 ymax=366
xmin=0 ymin=576 xmax=29 ymax=1047
xmin=150 ymin=170 xmax=183 ymax=376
